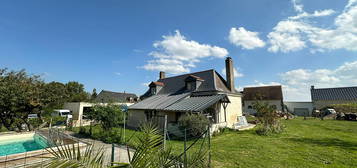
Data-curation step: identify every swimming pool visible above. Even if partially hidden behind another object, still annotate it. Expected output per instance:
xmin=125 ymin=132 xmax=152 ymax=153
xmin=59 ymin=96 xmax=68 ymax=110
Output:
xmin=0 ymin=133 xmax=49 ymax=156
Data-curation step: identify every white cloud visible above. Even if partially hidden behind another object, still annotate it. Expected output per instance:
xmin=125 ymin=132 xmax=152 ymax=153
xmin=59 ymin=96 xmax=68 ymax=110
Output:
xmin=268 ymin=0 xmax=357 ymax=53
xmin=221 ymin=67 xmax=244 ymax=78
xmin=141 ymin=82 xmax=151 ymax=87
xmin=243 ymin=61 xmax=357 ymax=101
xmin=228 ymin=27 xmax=265 ymax=49
xmin=114 ymin=72 xmax=121 ymax=76
xmin=142 ymin=30 xmax=229 ymax=74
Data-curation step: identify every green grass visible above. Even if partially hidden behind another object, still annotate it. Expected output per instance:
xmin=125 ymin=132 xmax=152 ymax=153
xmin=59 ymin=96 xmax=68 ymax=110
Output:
xmin=207 ymin=118 xmax=357 ymax=168
xmin=73 ymin=118 xmax=357 ymax=168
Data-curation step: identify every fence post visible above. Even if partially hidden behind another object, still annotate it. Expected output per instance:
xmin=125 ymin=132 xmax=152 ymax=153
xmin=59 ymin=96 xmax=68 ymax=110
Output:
xmin=111 ymin=143 xmax=115 ymax=166
xmin=24 ymin=152 xmax=27 ymax=168
xmin=41 ymin=149 xmax=44 ymax=168
xmin=184 ymin=128 xmax=187 ymax=168
xmin=5 ymin=155 xmax=7 ymax=168
xmin=208 ymin=126 xmax=211 ymax=168
xmin=163 ymin=115 xmax=168 ymax=150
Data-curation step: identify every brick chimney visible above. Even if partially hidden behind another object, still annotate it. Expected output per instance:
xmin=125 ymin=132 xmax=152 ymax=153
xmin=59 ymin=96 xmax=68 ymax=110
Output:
xmin=225 ymin=57 xmax=235 ymax=93
xmin=159 ymin=71 xmax=165 ymax=79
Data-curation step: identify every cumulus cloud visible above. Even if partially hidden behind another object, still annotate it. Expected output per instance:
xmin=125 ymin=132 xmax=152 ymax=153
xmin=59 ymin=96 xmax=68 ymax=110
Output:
xmin=268 ymin=0 xmax=357 ymax=53
xmin=221 ymin=67 xmax=244 ymax=78
xmin=228 ymin=27 xmax=265 ymax=49
xmin=142 ymin=30 xmax=229 ymax=74
xmin=243 ymin=61 xmax=357 ymax=101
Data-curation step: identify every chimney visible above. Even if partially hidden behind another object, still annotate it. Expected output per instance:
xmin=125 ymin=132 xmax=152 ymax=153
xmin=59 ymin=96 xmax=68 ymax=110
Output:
xmin=311 ymin=85 xmax=315 ymax=90
xmin=159 ymin=71 xmax=165 ymax=79
xmin=225 ymin=57 xmax=235 ymax=93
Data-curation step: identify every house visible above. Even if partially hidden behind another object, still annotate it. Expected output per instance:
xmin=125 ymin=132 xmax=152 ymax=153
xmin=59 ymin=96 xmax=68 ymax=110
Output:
xmin=64 ymin=90 xmax=138 ymax=127
xmin=311 ymin=86 xmax=357 ymax=110
xmin=96 ymin=90 xmax=138 ymax=103
xmin=284 ymin=101 xmax=313 ymax=116
xmin=242 ymin=85 xmax=284 ymax=115
xmin=128 ymin=57 xmax=243 ymax=131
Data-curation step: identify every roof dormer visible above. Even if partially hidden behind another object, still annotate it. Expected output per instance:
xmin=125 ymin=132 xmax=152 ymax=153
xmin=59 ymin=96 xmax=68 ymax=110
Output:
xmin=185 ymin=75 xmax=204 ymax=91
xmin=149 ymin=81 xmax=164 ymax=95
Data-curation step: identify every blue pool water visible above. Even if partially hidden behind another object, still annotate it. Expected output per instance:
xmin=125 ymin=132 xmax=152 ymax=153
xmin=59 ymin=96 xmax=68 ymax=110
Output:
xmin=0 ymin=134 xmax=49 ymax=156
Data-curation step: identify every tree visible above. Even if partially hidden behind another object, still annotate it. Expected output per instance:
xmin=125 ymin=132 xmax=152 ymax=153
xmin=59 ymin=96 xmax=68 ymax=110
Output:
xmin=65 ymin=81 xmax=90 ymax=102
xmin=0 ymin=69 xmax=45 ymax=131
xmin=91 ymin=88 xmax=98 ymax=102
xmin=87 ymin=104 xmax=124 ymax=131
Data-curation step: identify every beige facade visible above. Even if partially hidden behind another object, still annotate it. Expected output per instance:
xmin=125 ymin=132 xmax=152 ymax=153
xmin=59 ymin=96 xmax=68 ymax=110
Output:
xmin=313 ymin=100 xmax=357 ymax=110
xmin=243 ymin=100 xmax=282 ymax=115
xmin=127 ymin=94 xmax=242 ymax=130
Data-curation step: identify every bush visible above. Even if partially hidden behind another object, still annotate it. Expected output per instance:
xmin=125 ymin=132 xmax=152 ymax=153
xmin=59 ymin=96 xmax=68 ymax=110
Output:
xmin=178 ymin=113 xmax=210 ymax=137
xmin=76 ymin=125 xmax=123 ymax=144
xmin=253 ymin=101 xmax=284 ymax=135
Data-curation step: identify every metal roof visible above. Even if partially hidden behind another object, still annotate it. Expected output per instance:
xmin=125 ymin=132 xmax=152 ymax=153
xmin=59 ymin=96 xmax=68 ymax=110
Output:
xmin=311 ymin=86 xmax=357 ymax=101
xmin=128 ymin=93 xmax=190 ymax=110
xmin=164 ymin=94 xmax=230 ymax=112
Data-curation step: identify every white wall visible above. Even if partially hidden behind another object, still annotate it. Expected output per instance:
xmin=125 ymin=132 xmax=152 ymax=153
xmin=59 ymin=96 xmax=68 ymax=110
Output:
xmin=243 ymin=100 xmax=282 ymax=115
xmin=284 ymin=102 xmax=313 ymax=116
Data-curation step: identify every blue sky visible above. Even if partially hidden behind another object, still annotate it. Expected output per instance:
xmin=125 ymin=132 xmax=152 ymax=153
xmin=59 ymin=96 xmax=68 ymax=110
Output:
xmin=0 ymin=0 xmax=356 ymax=101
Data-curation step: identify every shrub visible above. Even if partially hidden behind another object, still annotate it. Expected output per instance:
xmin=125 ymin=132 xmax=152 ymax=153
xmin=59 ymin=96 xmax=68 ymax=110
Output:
xmin=178 ymin=113 xmax=210 ymax=137
xmin=253 ymin=101 xmax=284 ymax=135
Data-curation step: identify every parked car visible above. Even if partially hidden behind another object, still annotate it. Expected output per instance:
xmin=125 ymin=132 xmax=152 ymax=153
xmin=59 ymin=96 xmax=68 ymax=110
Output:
xmin=52 ymin=109 xmax=72 ymax=118
xmin=28 ymin=114 xmax=38 ymax=119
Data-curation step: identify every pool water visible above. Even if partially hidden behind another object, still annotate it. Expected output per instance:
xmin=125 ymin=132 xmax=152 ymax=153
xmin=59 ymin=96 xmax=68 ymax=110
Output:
xmin=0 ymin=134 xmax=49 ymax=156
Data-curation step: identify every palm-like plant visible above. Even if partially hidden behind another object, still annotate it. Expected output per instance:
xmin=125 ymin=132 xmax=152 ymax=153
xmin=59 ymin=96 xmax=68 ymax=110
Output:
xmin=42 ymin=141 xmax=105 ymax=168
xmin=40 ymin=123 xmax=208 ymax=168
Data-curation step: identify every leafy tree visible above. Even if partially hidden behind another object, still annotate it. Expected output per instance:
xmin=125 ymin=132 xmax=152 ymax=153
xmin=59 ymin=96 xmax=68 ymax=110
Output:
xmin=91 ymin=88 xmax=98 ymax=102
xmin=0 ymin=69 xmax=45 ymax=131
xmin=65 ymin=81 xmax=90 ymax=102
xmin=87 ymin=104 xmax=124 ymax=131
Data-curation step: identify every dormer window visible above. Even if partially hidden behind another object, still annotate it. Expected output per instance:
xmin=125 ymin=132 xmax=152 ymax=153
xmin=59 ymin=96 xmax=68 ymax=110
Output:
xmin=149 ymin=81 xmax=164 ymax=95
xmin=185 ymin=75 xmax=204 ymax=91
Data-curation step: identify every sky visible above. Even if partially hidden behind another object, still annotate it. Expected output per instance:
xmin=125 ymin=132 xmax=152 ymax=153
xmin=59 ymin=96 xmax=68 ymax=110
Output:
xmin=0 ymin=0 xmax=356 ymax=101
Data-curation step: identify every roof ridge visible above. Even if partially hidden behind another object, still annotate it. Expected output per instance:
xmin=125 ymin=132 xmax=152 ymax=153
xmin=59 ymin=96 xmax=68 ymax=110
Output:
xmin=158 ymin=69 xmax=215 ymax=81
xmin=313 ymin=86 xmax=357 ymax=90
xmin=244 ymin=85 xmax=282 ymax=89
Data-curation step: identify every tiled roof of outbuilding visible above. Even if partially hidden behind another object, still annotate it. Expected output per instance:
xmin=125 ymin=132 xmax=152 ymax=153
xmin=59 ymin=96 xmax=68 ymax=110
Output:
xmin=95 ymin=90 xmax=137 ymax=103
xmin=311 ymin=86 xmax=357 ymax=101
xmin=243 ymin=85 xmax=283 ymax=101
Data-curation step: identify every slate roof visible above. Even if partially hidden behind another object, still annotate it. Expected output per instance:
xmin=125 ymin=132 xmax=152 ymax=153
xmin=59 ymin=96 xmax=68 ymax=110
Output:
xmin=96 ymin=90 xmax=138 ymax=103
xmin=164 ymin=94 xmax=230 ymax=112
xmin=140 ymin=69 xmax=234 ymax=99
xmin=311 ymin=86 xmax=357 ymax=101
xmin=243 ymin=85 xmax=283 ymax=101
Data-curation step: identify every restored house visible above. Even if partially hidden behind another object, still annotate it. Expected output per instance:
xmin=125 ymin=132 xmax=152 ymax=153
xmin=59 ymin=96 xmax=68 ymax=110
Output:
xmin=311 ymin=86 xmax=357 ymax=110
xmin=242 ymin=85 xmax=284 ymax=115
xmin=128 ymin=57 xmax=243 ymax=131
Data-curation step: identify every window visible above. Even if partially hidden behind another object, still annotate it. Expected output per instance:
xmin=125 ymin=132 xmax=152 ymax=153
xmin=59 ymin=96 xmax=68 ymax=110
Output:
xmin=187 ymin=82 xmax=192 ymax=90
xmin=151 ymin=87 xmax=156 ymax=95
xmin=248 ymin=105 xmax=252 ymax=109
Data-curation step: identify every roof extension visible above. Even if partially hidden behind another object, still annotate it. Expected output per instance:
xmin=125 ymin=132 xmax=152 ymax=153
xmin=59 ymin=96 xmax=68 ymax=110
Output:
xmin=129 ymin=94 xmax=229 ymax=112
xmin=311 ymin=86 xmax=357 ymax=101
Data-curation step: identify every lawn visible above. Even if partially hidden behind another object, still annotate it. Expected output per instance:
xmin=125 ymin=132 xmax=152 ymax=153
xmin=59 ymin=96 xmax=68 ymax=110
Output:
xmin=207 ymin=118 xmax=357 ymax=168
xmin=72 ymin=118 xmax=357 ymax=168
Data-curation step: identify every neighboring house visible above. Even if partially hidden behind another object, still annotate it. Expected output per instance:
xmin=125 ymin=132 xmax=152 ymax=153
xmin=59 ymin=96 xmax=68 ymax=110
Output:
xmin=128 ymin=57 xmax=243 ymax=131
xmin=64 ymin=90 xmax=138 ymax=127
xmin=96 ymin=90 xmax=138 ymax=103
xmin=311 ymin=86 xmax=357 ymax=110
xmin=284 ymin=101 xmax=313 ymax=116
xmin=242 ymin=85 xmax=284 ymax=115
